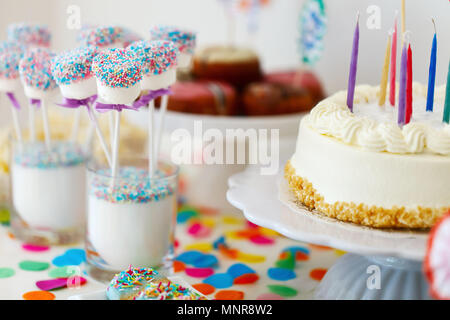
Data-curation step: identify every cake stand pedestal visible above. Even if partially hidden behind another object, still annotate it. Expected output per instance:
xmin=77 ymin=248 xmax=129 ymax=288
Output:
xmin=226 ymin=166 xmax=431 ymax=300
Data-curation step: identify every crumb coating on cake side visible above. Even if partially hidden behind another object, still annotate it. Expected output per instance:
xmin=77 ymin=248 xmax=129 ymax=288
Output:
xmin=284 ymin=160 xmax=448 ymax=229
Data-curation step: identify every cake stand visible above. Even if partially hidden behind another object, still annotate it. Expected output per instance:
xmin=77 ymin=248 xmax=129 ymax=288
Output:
xmin=226 ymin=166 xmax=431 ymax=300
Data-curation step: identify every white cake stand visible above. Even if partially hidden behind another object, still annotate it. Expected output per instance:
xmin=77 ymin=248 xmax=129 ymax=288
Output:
xmin=226 ymin=166 xmax=431 ymax=300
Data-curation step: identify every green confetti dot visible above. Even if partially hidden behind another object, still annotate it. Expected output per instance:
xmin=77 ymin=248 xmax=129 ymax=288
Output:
xmin=0 ymin=267 xmax=15 ymax=278
xmin=267 ymin=284 xmax=298 ymax=297
xmin=48 ymin=266 xmax=78 ymax=278
xmin=19 ymin=260 xmax=50 ymax=271
xmin=275 ymin=257 xmax=295 ymax=270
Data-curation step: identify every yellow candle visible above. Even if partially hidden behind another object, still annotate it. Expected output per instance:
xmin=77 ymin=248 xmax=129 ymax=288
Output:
xmin=379 ymin=35 xmax=391 ymax=106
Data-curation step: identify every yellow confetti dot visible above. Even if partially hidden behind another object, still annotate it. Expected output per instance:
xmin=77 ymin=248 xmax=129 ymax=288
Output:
xmin=222 ymin=215 xmax=243 ymax=225
xmin=184 ymin=242 xmax=213 ymax=252
xmin=259 ymin=227 xmax=279 ymax=237
xmin=224 ymin=231 xmax=241 ymax=240
xmin=236 ymin=252 xmax=266 ymax=263
xmin=200 ymin=218 xmax=216 ymax=228
xmin=334 ymin=249 xmax=346 ymax=256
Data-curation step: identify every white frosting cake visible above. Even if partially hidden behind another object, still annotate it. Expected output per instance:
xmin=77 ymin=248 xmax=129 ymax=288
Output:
xmin=286 ymin=83 xmax=450 ymax=229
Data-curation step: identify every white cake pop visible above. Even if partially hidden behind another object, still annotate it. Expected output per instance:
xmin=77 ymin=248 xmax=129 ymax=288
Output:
xmin=149 ymin=25 xmax=196 ymax=69
xmin=78 ymin=26 xmax=124 ymax=51
xmin=51 ymin=46 xmax=99 ymax=99
xmin=92 ymin=48 xmax=142 ymax=104
xmin=7 ymin=23 xmax=51 ymax=48
xmin=0 ymin=41 xmax=26 ymax=92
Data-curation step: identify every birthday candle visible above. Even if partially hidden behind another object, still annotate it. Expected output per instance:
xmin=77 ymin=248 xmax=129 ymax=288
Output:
xmin=389 ymin=16 xmax=398 ymax=106
xmin=426 ymin=21 xmax=437 ymax=112
xmin=443 ymin=59 xmax=450 ymax=124
xmin=346 ymin=13 xmax=359 ymax=112
xmin=378 ymin=34 xmax=391 ymax=106
xmin=397 ymin=43 xmax=407 ymax=125
xmin=405 ymin=44 xmax=413 ymax=124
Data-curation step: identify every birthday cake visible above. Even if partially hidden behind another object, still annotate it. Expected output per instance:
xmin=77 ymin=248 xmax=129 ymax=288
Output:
xmin=285 ymin=83 xmax=450 ymax=229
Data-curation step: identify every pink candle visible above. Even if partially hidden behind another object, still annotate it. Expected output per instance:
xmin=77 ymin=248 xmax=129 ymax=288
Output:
xmin=389 ymin=17 xmax=398 ymax=106
xmin=405 ymin=44 xmax=413 ymax=124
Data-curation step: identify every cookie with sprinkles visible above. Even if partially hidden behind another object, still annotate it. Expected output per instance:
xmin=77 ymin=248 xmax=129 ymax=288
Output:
xmin=51 ymin=46 xmax=99 ymax=99
xmin=78 ymin=26 xmax=124 ymax=49
xmin=134 ymin=279 xmax=206 ymax=300
xmin=106 ymin=265 xmax=160 ymax=300
xmin=127 ymin=40 xmax=178 ymax=90
xmin=19 ymin=47 xmax=57 ymax=99
xmin=149 ymin=25 xmax=196 ymax=68
xmin=8 ymin=23 xmax=51 ymax=48
xmin=0 ymin=41 xmax=27 ymax=91
xmin=92 ymin=48 xmax=142 ymax=104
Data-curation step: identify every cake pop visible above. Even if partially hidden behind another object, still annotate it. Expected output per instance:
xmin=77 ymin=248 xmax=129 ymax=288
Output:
xmin=8 ymin=23 xmax=51 ymax=48
xmin=79 ymin=26 xmax=124 ymax=50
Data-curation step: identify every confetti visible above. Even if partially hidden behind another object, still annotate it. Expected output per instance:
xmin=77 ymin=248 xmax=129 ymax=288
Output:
xmin=192 ymin=254 xmax=218 ymax=268
xmin=173 ymin=260 xmax=186 ymax=273
xmin=250 ymin=235 xmax=274 ymax=245
xmin=309 ymin=268 xmax=327 ymax=281
xmin=52 ymin=248 xmax=86 ymax=267
xmin=236 ymin=252 xmax=266 ymax=263
xmin=203 ymin=273 xmax=234 ymax=289
xmin=267 ymin=268 xmax=296 ymax=281
xmin=267 ymin=284 xmax=298 ymax=297
xmin=22 ymin=244 xmax=49 ymax=252
xmin=184 ymin=242 xmax=213 ymax=253
xmin=334 ymin=249 xmax=346 ymax=256
xmin=185 ymin=267 xmax=214 ymax=278
xmin=36 ymin=277 xmax=87 ymax=291
xmin=227 ymin=263 xmax=256 ymax=279
xmin=218 ymin=245 xmax=239 ymax=259
xmin=187 ymin=222 xmax=211 ymax=238
xmin=192 ymin=283 xmax=215 ymax=295
xmin=295 ymin=251 xmax=310 ymax=261
xmin=19 ymin=260 xmax=50 ymax=271
xmin=0 ymin=267 xmax=15 ymax=278
xmin=233 ymin=273 xmax=259 ymax=285
xmin=177 ymin=209 xmax=198 ymax=223
xmin=282 ymin=246 xmax=310 ymax=256
xmin=213 ymin=236 xmax=226 ymax=249
xmin=22 ymin=290 xmax=55 ymax=300
xmin=222 ymin=215 xmax=242 ymax=225
xmin=176 ymin=251 xmax=204 ymax=265
xmin=256 ymin=292 xmax=285 ymax=300
xmin=215 ymin=290 xmax=244 ymax=300
xmin=48 ymin=266 xmax=78 ymax=278
xmin=275 ymin=255 xmax=295 ymax=270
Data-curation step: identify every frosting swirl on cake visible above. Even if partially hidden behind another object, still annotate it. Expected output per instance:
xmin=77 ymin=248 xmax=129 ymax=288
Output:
xmin=305 ymin=83 xmax=450 ymax=155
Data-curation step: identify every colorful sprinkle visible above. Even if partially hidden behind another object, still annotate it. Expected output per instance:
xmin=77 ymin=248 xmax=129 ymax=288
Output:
xmin=51 ymin=46 xmax=98 ymax=85
xmin=234 ymin=273 xmax=259 ymax=285
xmin=215 ymin=290 xmax=244 ymax=300
xmin=267 ymin=284 xmax=298 ymax=297
xmin=309 ymin=268 xmax=327 ymax=281
xmin=227 ymin=263 xmax=256 ymax=279
xmin=203 ymin=273 xmax=234 ymax=289
xmin=192 ymin=283 xmax=215 ymax=295
xmin=22 ymin=290 xmax=55 ymax=300
xmin=127 ymin=40 xmax=178 ymax=75
xmin=0 ymin=41 xmax=26 ymax=80
xmin=185 ymin=267 xmax=214 ymax=278
xmin=92 ymin=48 xmax=141 ymax=88
xmin=135 ymin=279 xmax=205 ymax=300
xmin=78 ymin=26 xmax=123 ymax=48
xmin=8 ymin=23 xmax=51 ymax=47
xmin=19 ymin=47 xmax=57 ymax=91
xmin=19 ymin=260 xmax=50 ymax=271
xmin=150 ymin=25 xmax=196 ymax=54
xmin=22 ymin=244 xmax=49 ymax=252
xmin=0 ymin=267 xmax=15 ymax=278
xmin=267 ymin=268 xmax=296 ymax=281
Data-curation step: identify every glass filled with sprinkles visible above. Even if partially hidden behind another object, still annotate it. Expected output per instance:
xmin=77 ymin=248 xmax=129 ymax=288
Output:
xmin=85 ymin=156 xmax=179 ymax=283
xmin=10 ymin=141 xmax=87 ymax=244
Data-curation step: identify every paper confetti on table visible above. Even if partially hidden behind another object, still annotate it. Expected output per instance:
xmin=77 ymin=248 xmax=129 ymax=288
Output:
xmin=48 ymin=266 xmax=78 ymax=279
xmin=192 ymin=283 xmax=215 ymax=295
xmin=185 ymin=267 xmax=214 ymax=278
xmin=22 ymin=290 xmax=55 ymax=300
xmin=0 ymin=267 xmax=15 ymax=278
xmin=267 ymin=284 xmax=298 ymax=297
xmin=215 ymin=289 xmax=244 ymax=300
xmin=309 ymin=268 xmax=327 ymax=281
xmin=19 ymin=260 xmax=50 ymax=271
xmin=22 ymin=244 xmax=49 ymax=252
xmin=52 ymin=248 xmax=86 ymax=266
xmin=267 ymin=267 xmax=296 ymax=281
xmin=203 ymin=273 xmax=234 ymax=289
xmin=36 ymin=277 xmax=87 ymax=291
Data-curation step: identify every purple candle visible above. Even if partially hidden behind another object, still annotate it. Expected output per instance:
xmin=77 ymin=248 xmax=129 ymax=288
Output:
xmin=397 ymin=43 xmax=407 ymax=125
xmin=346 ymin=13 xmax=360 ymax=112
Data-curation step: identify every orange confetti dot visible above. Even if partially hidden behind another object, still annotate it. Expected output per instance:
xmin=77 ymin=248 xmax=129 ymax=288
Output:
xmin=173 ymin=260 xmax=186 ymax=273
xmin=215 ymin=290 xmax=244 ymax=300
xmin=7 ymin=232 xmax=15 ymax=239
xmin=236 ymin=228 xmax=261 ymax=239
xmin=310 ymin=268 xmax=327 ymax=281
xmin=218 ymin=244 xmax=239 ymax=259
xmin=23 ymin=290 xmax=55 ymax=300
xmin=192 ymin=283 xmax=215 ymax=295
xmin=234 ymin=273 xmax=259 ymax=284
xmin=295 ymin=251 xmax=309 ymax=261
xmin=309 ymin=244 xmax=332 ymax=250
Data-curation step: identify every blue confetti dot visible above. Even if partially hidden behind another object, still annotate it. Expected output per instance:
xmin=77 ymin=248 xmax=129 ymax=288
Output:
xmin=268 ymin=268 xmax=297 ymax=281
xmin=176 ymin=250 xmax=204 ymax=264
xmin=52 ymin=248 xmax=86 ymax=267
xmin=177 ymin=210 xmax=198 ymax=223
xmin=282 ymin=246 xmax=310 ymax=256
xmin=227 ymin=263 xmax=256 ymax=279
xmin=192 ymin=254 xmax=218 ymax=268
xmin=213 ymin=236 xmax=226 ymax=249
xmin=203 ymin=273 xmax=234 ymax=289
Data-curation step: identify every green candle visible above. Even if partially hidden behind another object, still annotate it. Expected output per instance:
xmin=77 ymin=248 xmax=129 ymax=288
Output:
xmin=443 ymin=59 xmax=450 ymax=123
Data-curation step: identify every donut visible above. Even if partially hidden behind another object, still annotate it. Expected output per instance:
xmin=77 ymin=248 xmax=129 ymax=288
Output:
xmin=134 ymin=279 xmax=206 ymax=300
xmin=127 ymin=40 xmax=178 ymax=90
xmin=7 ymin=23 xmax=51 ymax=48
xmin=192 ymin=45 xmax=262 ymax=89
xmin=92 ymin=48 xmax=142 ymax=104
xmin=0 ymin=41 xmax=27 ymax=92
xmin=78 ymin=26 xmax=124 ymax=50
xmin=106 ymin=265 xmax=160 ymax=300
xmin=150 ymin=25 xmax=196 ymax=68
xmin=19 ymin=47 xmax=57 ymax=99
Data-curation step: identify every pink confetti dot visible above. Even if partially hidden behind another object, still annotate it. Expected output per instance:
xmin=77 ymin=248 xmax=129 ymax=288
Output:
xmin=187 ymin=222 xmax=211 ymax=238
xmin=250 ymin=235 xmax=274 ymax=245
xmin=256 ymin=293 xmax=285 ymax=300
xmin=185 ymin=267 xmax=214 ymax=278
xmin=22 ymin=244 xmax=49 ymax=252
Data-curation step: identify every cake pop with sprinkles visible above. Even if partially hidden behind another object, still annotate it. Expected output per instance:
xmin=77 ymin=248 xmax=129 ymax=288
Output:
xmin=134 ymin=279 xmax=206 ymax=300
xmin=149 ymin=25 xmax=196 ymax=68
xmin=92 ymin=48 xmax=142 ymax=104
xmin=51 ymin=46 xmax=99 ymax=99
xmin=78 ymin=26 xmax=124 ymax=50
xmin=127 ymin=40 xmax=178 ymax=90
xmin=19 ymin=47 xmax=57 ymax=99
xmin=106 ymin=265 xmax=160 ymax=300
xmin=8 ymin=23 xmax=51 ymax=48
xmin=0 ymin=41 xmax=27 ymax=92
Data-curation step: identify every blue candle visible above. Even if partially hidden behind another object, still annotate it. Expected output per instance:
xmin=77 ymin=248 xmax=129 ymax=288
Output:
xmin=426 ymin=22 xmax=437 ymax=112
xmin=346 ymin=13 xmax=359 ymax=113
xmin=397 ymin=43 xmax=407 ymax=125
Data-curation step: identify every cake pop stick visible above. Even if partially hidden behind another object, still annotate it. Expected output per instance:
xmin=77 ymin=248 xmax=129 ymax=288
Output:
xmin=128 ymin=40 xmax=178 ymax=176
xmin=28 ymin=100 xmax=36 ymax=141
xmin=92 ymin=48 xmax=142 ymax=178
xmin=19 ymin=48 xmax=57 ymax=148
xmin=70 ymin=108 xmax=82 ymax=141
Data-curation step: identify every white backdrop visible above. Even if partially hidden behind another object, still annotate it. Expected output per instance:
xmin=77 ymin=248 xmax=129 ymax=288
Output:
xmin=0 ymin=0 xmax=449 ymax=125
